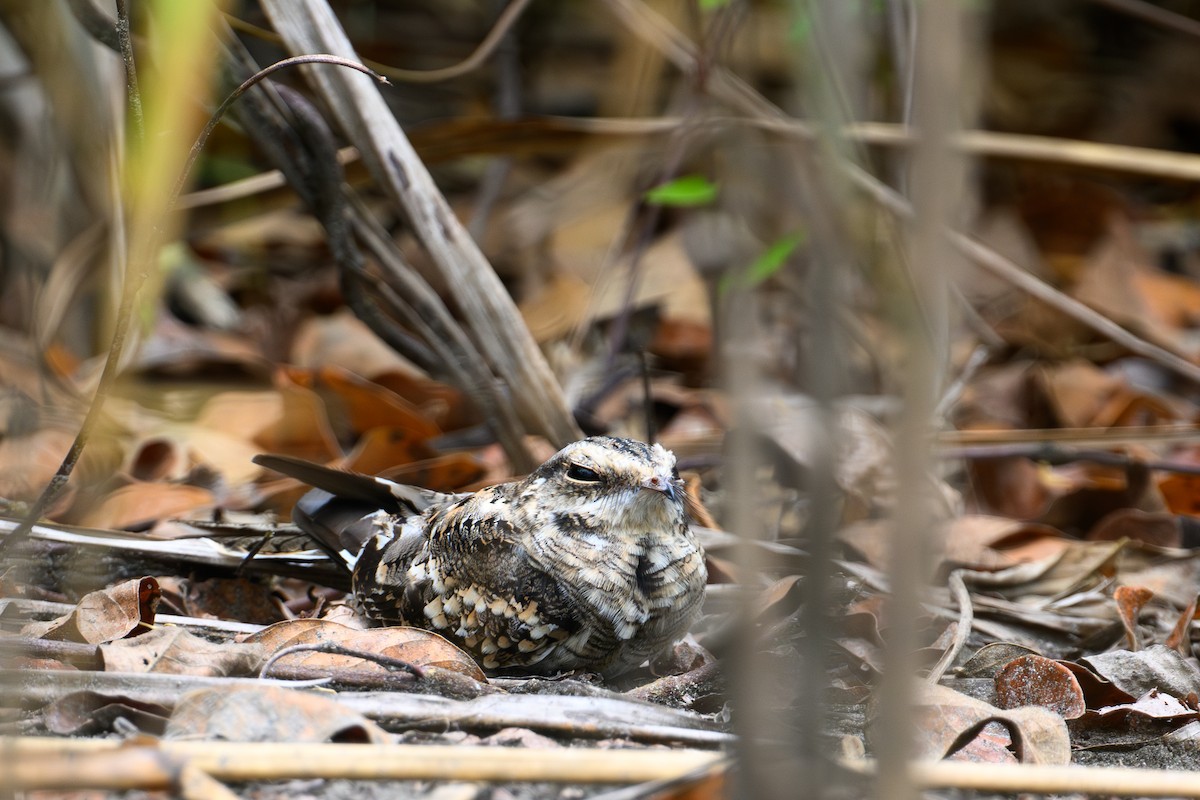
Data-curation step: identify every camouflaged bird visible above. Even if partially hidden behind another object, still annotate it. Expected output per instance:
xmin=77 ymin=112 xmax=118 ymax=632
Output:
xmin=254 ymin=437 xmax=707 ymax=677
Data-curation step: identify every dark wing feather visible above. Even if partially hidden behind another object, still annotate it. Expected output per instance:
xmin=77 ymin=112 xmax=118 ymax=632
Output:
xmin=291 ymin=489 xmax=389 ymax=569
xmin=253 ymin=454 xmax=456 ymax=514
xmin=255 ymin=453 xmax=460 ymax=573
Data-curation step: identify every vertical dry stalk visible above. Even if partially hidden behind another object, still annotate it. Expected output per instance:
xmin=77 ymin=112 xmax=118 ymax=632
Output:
xmin=785 ymin=3 xmax=870 ymax=797
xmin=0 ymin=0 xmax=222 ymax=789
xmin=727 ymin=2 xmax=869 ymax=796
xmin=875 ymin=2 xmax=978 ymax=798
xmin=260 ymin=0 xmax=580 ymax=449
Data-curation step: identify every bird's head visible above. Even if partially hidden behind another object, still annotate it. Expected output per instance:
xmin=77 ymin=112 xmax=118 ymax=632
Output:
xmin=520 ymin=436 xmax=688 ymax=531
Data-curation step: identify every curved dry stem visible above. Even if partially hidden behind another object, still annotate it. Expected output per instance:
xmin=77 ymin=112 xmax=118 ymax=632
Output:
xmin=258 ymin=641 xmax=424 ymax=680
xmin=172 ymin=53 xmax=388 ymax=206
xmin=113 ymin=0 xmax=142 ymax=143
xmin=924 ymin=570 xmax=973 ymax=685
xmin=225 ymin=0 xmax=533 ymax=84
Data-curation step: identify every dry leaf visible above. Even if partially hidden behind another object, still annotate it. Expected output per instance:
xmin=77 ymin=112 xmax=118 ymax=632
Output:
xmin=909 ymin=683 xmax=1071 ymax=765
xmin=1166 ymin=594 xmax=1199 ymax=653
xmin=994 ymin=654 xmax=1086 ymax=719
xmin=291 ymin=308 xmax=426 ymax=380
xmin=24 ymin=577 xmax=160 ymax=644
xmin=246 ymin=618 xmax=486 ymax=681
xmin=99 ymin=627 xmax=265 ymax=676
xmin=43 ymin=691 xmax=170 ymax=736
xmin=1090 ymin=689 xmax=1197 ymax=723
xmin=1087 ymin=508 xmax=1180 ymax=546
xmin=1080 ymin=645 xmax=1200 ymax=700
xmin=966 ymin=456 xmax=1053 ymax=520
xmin=165 ymin=685 xmax=389 ymax=743
xmin=1113 ymin=584 xmax=1154 ymax=651
xmin=285 ymin=364 xmax=441 ymax=440
xmin=74 ymin=483 xmax=215 ymax=530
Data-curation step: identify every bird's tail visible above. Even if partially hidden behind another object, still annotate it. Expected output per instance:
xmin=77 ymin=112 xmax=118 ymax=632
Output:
xmin=253 ymin=454 xmax=435 ymax=572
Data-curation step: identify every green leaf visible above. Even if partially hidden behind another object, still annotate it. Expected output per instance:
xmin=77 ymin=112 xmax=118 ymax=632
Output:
xmin=699 ymin=0 xmax=732 ymax=9
xmin=643 ymin=175 xmax=718 ymax=207
xmin=790 ymin=11 xmax=813 ymax=43
xmin=719 ymin=232 xmax=805 ymax=295
xmin=747 ymin=232 xmax=804 ymax=284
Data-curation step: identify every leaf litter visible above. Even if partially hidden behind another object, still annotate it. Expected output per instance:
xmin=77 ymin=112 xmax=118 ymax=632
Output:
xmin=13 ymin=1 xmax=1200 ymax=798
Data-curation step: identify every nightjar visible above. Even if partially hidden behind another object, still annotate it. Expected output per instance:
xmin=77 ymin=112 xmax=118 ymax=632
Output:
xmin=254 ymin=437 xmax=707 ymax=677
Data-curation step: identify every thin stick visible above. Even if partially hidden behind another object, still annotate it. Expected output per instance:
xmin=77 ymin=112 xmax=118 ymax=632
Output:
xmin=924 ymin=570 xmax=973 ymax=684
xmin=875 ymin=3 xmax=972 ymax=798
xmin=171 ymin=54 xmax=388 ymax=206
xmin=0 ymin=739 xmax=724 ymax=787
xmin=224 ymin=0 xmax=534 ymax=84
xmin=951 ymin=233 xmax=1200 ymax=385
xmin=1087 ymin=0 xmax=1200 ymax=39
xmin=113 ymin=0 xmax=143 ymax=143
xmin=940 ymin=423 xmax=1200 ymax=447
xmin=258 ymin=641 xmax=423 ymax=679
xmin=176 ymin=117 xmax=1200 ymax=211
xmin=15 ymin=738 xmax=1200 ymax=798
xmin=865 ymin=759 xmax=1200 ymax=798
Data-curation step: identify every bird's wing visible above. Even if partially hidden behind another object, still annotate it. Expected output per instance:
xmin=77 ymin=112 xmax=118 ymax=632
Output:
xmin=422 ymin=487 xmax=582 ymax=639
xmin=425 ymin=485 xmax=528 ymax=576
xmin=254 ymin=453 xmax=464 ymax=570
xmin=253 ymin=454 xmax=461 ymax=514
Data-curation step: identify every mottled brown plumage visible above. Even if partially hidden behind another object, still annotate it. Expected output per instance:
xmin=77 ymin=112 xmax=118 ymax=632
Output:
xmin=255 ymin=437 xmax=706 ymax=677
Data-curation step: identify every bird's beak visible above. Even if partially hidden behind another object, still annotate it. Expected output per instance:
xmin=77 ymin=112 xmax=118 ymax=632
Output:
xmin=641 ymin=474 xmax=679 ymax=502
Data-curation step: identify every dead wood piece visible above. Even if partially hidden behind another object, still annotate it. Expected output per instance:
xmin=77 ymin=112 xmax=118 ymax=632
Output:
xmin=0 ymin=517 xmax=343 ymax=587
xmin=350 ymin=691 xmax=731 ymax=744
xmin=1 ymin=738 xmax=726 ymax=787
xmin=2 ymin=669 xmax=326 ymax=711
xmin=624 ymin=662 xmax=724 ymax=711
xmin=265 ymin=661 xmax=495 ymax=701
xmin=0 ymin=637 xmax=101 ymax=670
xmin=2 ymin=598 xmax=266 ymax=636
xmin=844 ymin=758 xmax=1200 ymax=798
xmin=3 ymin=669 xmax=730 ymax=745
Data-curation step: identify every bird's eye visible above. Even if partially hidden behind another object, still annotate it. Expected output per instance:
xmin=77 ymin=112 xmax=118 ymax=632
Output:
xmin=566 ymin=464 xmax=601 ymax=483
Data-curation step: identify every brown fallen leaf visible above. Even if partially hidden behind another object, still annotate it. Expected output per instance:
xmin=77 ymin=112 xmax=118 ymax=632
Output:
xmin=165 ymin=685 xmax=389 ymax=743
xmin=1087 ymin=508 xmax=1180 ymax=547
xmin=0 ymin=428 xmax=75 ymax=503
xmin=1080 ymin=644 xmax=1200 ymax=700
xmin=994 ymin=654 xmax=1086 ymax=719
xmin=43 ymin=690 xmax=171 ymax=736
xmin=245 ymin=618 xmax=486 ymax=681
xmin=1157 ymin=462 xmax=1200 ymax=517
xmin=906 ymin=683 xmax=1071 ymax=765
xmin=23 ymin=577 xmax=160 ymax=644
xmin=99 ymin=627 xmax=265 ymax=676
xmin=1057 ymin=660 xmax=1136 ymax=710
xmin=74 ymin=484 xmax=215 ymax=531
xmin=329 ymin=426 xmax=435 ymax=478
xmin=1113 ymin=584 xmax=1155 ymax=651
xmin=966 ymin=455 xmax=1053 ymax=521
xmin=290 ymin=308 xmax=425 ymax=383
xmin=285 ymin=364 xmax=441 ymax=440
xmin=1165 ymin=593 xmax=1199 ymax=653
xmin=156 ymin=575 xmax=286 ymax=626
xmin=370 ymin=369 xmax=475 ymax=432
